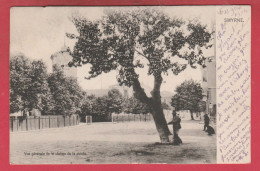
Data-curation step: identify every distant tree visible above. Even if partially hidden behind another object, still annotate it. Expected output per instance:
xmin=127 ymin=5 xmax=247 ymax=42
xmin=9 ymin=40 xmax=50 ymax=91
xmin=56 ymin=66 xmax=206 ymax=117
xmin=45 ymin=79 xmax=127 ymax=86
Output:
xmin=171 ymin=80 xmax=203 ymax=120
xmin=10 ymin=55 xmax=54 ymax=114
xmin=79 ymin=94 xmax=94 ymax=122
xmin=10 ymin=55 xmax=30 ymax=113
xmin=47 ymin=65 xmax=84 ymax=116
xmin=85 ymin=89 xmax=123 ymax=122
xmin=124 ymin=97 xmax=150 ymax=114
xmin=91 ymin=96 xmax=110 ymax=122
xmin=68 ymin=8 xmax=213 ymax=142
xmin=30 ymin=60 xmax=55 ymax=115
xmin=107 ymin=89 xmax=123 ymax=114
xmin=65 ymin=77 xmax=85 ymax=114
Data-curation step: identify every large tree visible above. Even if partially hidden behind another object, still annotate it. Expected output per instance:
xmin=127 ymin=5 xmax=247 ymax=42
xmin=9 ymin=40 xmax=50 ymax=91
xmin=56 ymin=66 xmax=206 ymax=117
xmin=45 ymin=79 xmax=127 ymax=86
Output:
xmin=67 ymin=8 xmax=213 ymax=142
xmin=10 ymin=55 xmax=54 ymax=114
xmin=47 ymin=65 xmax=84 ymax=116
xmin=107 ymin=89 xmax=123 ymax=114
xmin=79 ymin=94 xmax=93 ymax=122
xmin=171 ymin=79 xmax=203 ymax=120
xmin=10 ymin=55 xmax=31 ymax=113
xmin=90 ymin=96 xmax=110 ymax=122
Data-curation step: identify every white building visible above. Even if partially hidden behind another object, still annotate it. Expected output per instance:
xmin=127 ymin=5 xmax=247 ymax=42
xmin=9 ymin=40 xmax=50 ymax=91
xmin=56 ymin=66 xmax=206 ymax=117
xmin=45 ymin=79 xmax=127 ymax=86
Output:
xmin=50 ymin=46 xmax=77 ymax=80
xmin=201 ymin=56 xmax=216 ymax=117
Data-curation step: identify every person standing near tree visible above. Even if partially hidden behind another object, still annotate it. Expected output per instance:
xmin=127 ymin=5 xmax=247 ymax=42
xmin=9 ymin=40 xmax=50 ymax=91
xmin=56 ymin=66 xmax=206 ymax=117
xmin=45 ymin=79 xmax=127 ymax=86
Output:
xmin=168 ymin=110 xmax=182 ymax=145
xmin=203 ymin=114 xmax=210 ymax=131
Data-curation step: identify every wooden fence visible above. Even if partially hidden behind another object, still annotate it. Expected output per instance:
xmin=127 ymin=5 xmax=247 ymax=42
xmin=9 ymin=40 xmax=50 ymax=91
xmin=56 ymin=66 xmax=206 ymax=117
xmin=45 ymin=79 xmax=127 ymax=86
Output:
xmin=10 ymin=115 xmax=80 ymax=132
xmin=112 ymin=113 xmax=153 ymax=123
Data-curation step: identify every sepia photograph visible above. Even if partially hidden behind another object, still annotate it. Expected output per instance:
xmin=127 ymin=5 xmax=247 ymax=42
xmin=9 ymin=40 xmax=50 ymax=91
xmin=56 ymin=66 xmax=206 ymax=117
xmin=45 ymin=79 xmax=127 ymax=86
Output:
xmin=10 ymin=6 xmax=218 ymax=164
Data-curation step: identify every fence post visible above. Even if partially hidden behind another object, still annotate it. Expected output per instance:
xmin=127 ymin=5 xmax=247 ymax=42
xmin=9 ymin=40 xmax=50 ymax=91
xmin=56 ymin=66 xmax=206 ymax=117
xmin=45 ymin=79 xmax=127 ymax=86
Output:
xmin=29 ymin=117 xmax=31 ymax=130
xmin=39 ymin=117 xmax=41 ymax=129
xmin=17 ymin=118 xmax=19 ymax=131
xmin=26 ymin=117 xmax=28 ymax=131
xmin=12 ymin=118 xmax=14 ymax=132
xmin=10 ymin=118 xmax=13 ymax=132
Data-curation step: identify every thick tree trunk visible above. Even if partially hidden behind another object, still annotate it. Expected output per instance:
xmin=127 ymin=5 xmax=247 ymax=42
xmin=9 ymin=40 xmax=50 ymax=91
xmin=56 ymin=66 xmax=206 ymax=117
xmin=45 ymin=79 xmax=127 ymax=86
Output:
xmin=131 ymin=72 xmax=171 ymax=143
xmin=150 ymin=74 xmax=171 ymax=143
xmin=151 ymin=101 xmax=171 ymax=143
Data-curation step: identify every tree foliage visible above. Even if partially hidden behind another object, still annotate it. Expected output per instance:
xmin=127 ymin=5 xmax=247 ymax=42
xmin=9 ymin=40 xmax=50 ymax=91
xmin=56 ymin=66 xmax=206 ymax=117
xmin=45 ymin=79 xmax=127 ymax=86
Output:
xmin=10 ymin=55 xmax=31 ymax=113
xmin=107 ymin=89 xmax=123 ymax=114
xmin=123 ymin=97 xmax=150 ymax=114
xmin=47 ymin=65 xmax=84 ymax=116
xmin=171 ymin=79 xmax=203 ymax=114
xmin=10 ymin=55 xmax=54 ymax=114
xmin=79 ymin=94 xmax=93 ymax=121
xmin=90 ymin=96 xmax=110 ymax=122
xmin=10 ymin=55 xmax=85 ymax=116
xmin=67 ymin=9 xmax=213 ymax=89
xmin=79 ymin=89 xmax=123 ymax=122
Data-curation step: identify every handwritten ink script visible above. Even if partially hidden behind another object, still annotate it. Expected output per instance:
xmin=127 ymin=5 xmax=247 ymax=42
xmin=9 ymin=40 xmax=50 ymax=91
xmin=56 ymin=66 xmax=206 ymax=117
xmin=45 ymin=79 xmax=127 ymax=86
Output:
xmin=216 ymin=6 xmax=251 ymax=163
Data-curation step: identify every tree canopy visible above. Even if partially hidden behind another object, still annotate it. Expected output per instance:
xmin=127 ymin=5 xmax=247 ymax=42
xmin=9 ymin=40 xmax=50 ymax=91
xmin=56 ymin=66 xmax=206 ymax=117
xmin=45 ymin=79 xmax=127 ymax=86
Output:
xmin=67 ymin=9 xmax=213 ymax=99
xmin=123 ymin=96 xmax=150 ymax=114
xmin=10 ymin=55 xmax=54 ymax=114
xmin=171 ymin=79 xmax=203 ymax=119
xmin=107 ymin=89 xmax=123 ymax=114
xmin=47 ymin=65 xmax=84 ymax=116
xmin=67 ymin=8 xmax=213 ymax=142
xmin=10 ymin=55 xmax=85 ymax=116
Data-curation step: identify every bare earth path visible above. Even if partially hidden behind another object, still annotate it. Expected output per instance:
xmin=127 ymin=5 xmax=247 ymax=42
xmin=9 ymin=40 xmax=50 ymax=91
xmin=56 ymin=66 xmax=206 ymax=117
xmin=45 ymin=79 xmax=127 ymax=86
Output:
xmin=10 ymin=120 xmax=216 ymax=164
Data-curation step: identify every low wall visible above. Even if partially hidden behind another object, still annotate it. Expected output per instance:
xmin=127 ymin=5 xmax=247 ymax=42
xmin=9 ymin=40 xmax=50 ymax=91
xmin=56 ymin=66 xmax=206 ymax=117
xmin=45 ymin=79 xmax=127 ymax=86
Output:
xmin=10 ymin=114 xmax=80 ymax=132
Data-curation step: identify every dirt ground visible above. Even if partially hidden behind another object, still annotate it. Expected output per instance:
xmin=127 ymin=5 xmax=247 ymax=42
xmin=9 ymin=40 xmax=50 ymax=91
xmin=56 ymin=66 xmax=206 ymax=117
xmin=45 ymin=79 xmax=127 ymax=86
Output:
xmin=10 ymin=120 xmax=216 ymax=164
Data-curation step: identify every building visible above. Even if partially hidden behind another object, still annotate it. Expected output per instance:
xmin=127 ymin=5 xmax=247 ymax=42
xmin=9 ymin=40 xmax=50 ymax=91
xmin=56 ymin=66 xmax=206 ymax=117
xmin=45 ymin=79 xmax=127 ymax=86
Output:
xmin=201 ymin=55 xmax=216 ymax=117
xmin=50 ymin=46 xmax=77 ymax=80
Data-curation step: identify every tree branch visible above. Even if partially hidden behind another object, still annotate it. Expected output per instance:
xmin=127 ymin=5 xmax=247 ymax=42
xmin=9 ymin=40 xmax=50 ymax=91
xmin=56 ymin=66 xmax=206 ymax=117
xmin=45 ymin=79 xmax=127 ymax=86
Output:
xmin=135 ymin=49 xmax=149 ymax=60
xmin=132 ymin=77 xmax=152 ymax=105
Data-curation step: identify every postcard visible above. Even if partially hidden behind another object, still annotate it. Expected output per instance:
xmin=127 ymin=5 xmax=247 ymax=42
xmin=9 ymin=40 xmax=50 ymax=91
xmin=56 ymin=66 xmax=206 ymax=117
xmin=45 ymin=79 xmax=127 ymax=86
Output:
xmin=9 ymin=5 xmax=251 ymax=164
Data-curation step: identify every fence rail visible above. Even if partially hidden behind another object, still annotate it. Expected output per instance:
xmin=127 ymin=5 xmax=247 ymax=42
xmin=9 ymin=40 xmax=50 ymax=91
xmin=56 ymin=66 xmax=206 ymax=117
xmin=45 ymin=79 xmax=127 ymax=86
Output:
xmin=112 ymin=113 xmax=153 ymax=123
xmin=10 ymin=115 xmax=80 ymax=132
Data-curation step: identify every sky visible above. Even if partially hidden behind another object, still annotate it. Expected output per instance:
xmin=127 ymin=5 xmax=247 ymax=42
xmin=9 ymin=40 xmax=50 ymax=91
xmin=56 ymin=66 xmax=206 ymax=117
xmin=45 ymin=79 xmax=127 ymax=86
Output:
xmin=10 ymin=6 xmax=215 ymax=93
